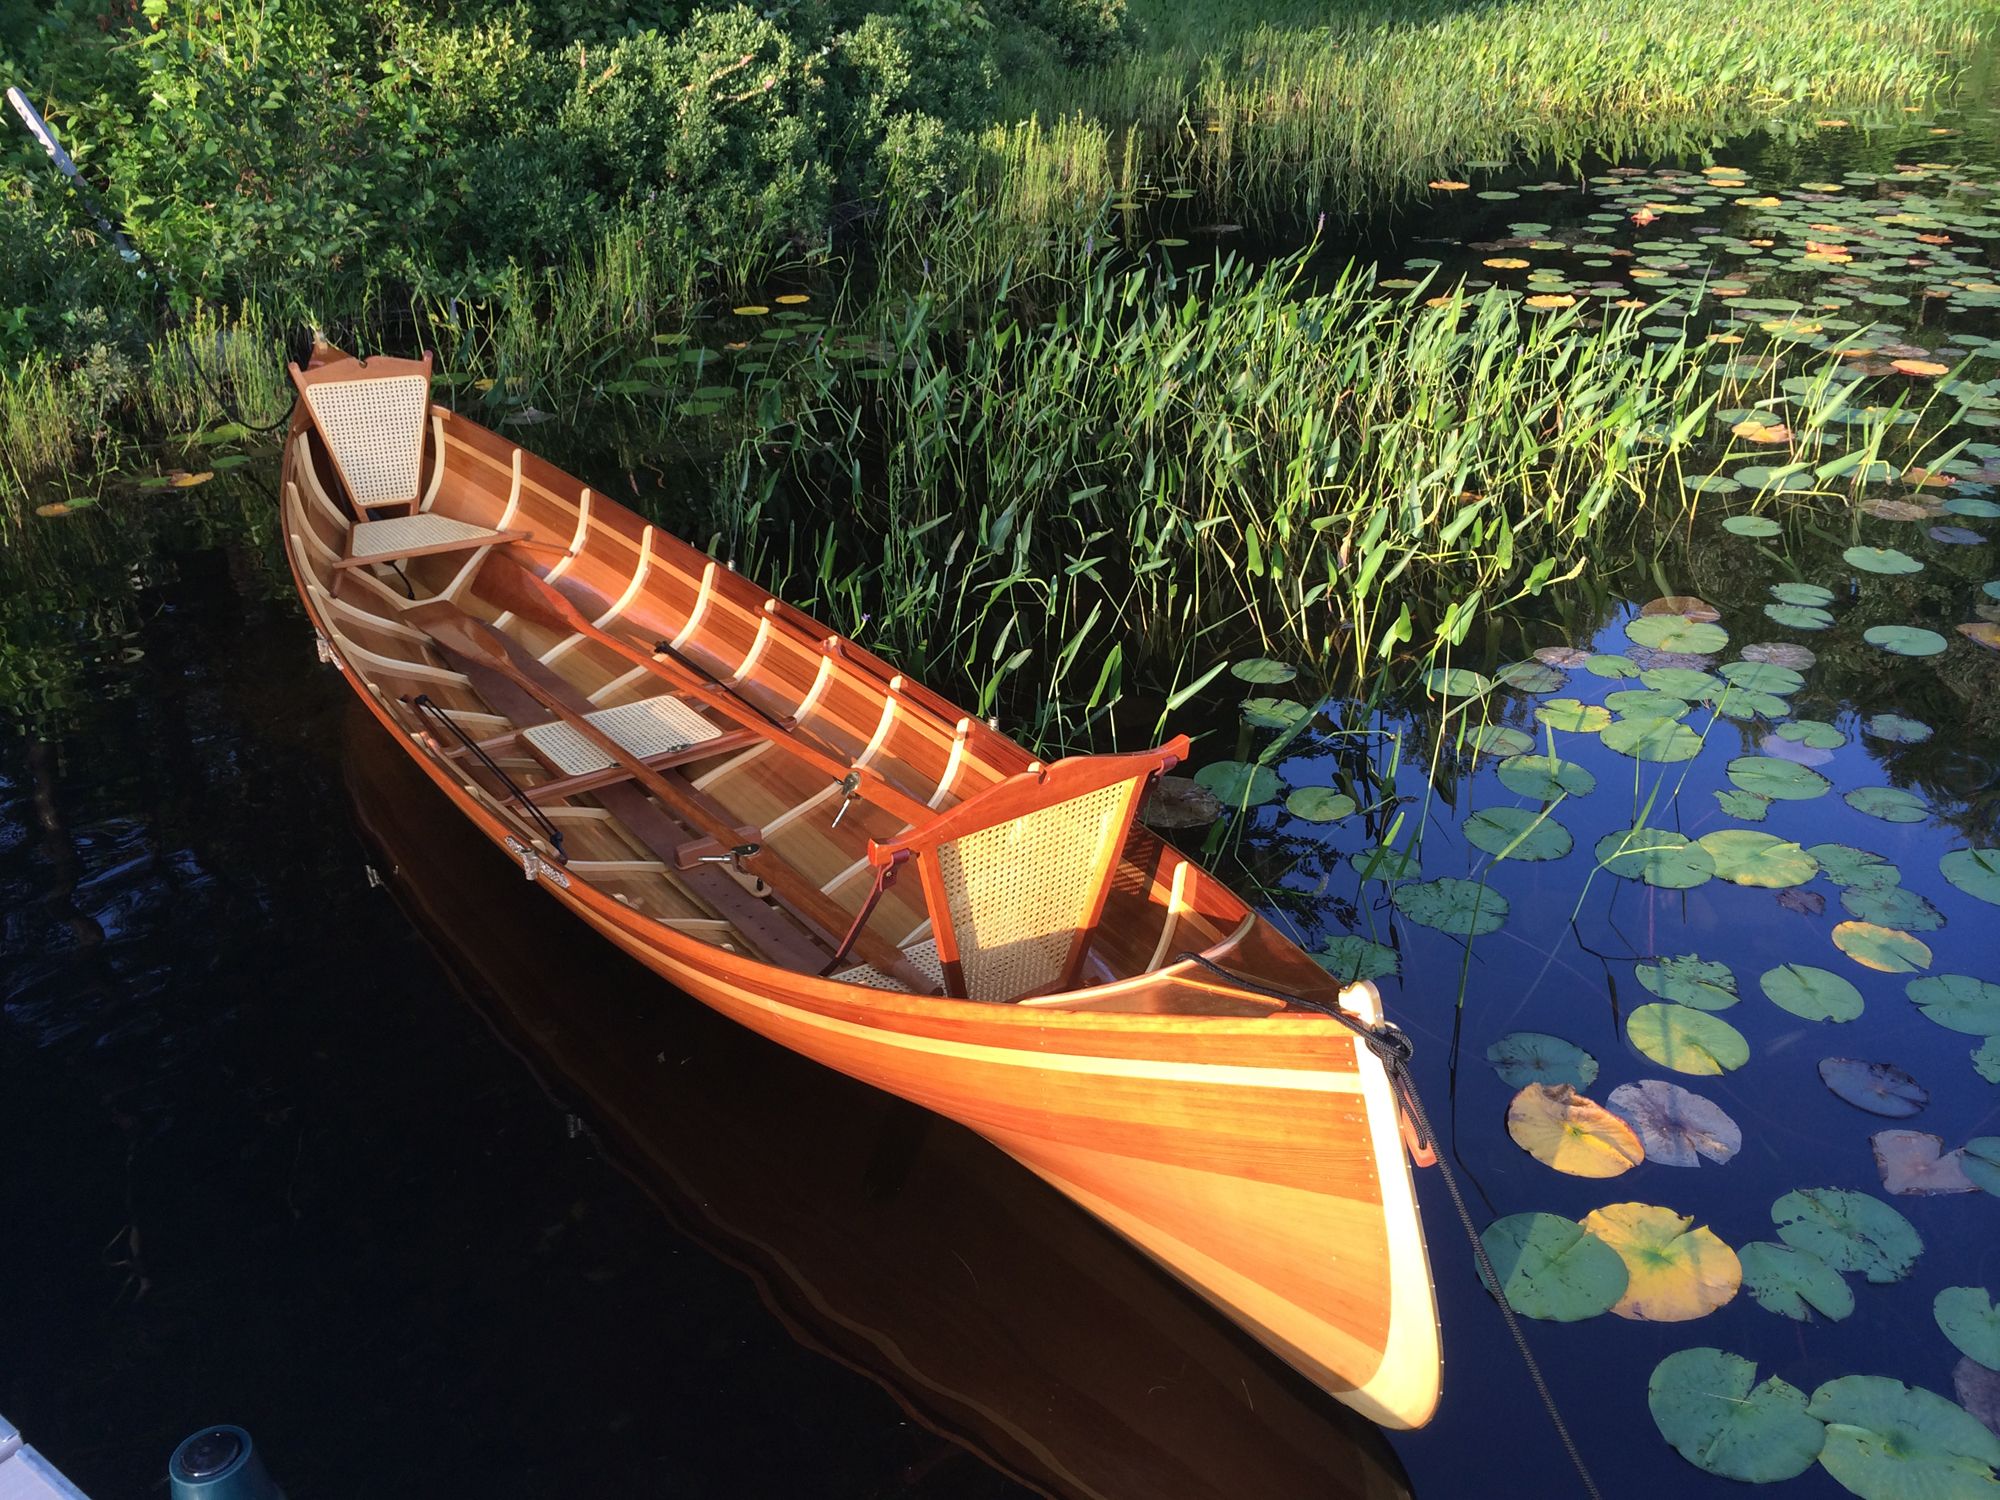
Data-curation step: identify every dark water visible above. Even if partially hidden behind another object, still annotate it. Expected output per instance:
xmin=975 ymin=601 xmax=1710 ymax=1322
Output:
xmin=7 ymin=81 xmax=2000 ymax=1500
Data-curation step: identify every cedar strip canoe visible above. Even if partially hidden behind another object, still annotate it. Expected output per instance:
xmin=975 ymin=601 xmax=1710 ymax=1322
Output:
xmin=278 ymin=346 xmax=1442 ymax=1428
xmin=344 ymin=705 xmax=1417 ymax=1499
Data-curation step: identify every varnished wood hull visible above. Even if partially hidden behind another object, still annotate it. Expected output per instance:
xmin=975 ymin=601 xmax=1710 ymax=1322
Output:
xmin=279 ymin=364 xmax=1442 ymax=1428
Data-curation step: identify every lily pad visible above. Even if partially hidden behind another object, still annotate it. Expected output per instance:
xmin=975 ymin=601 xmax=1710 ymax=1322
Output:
xmin=1833 ymin=921 xmax=1932 ymax=973
xmin=1535 ymin=698 xmax=1611 ymax=733
xmin=1810 ymin=844 xmax=1903 ymax=890
xmin=1469 ymin=724 xmax=1536 ymax=758
xmin=1507 ymin=1084 xmax=1646 ymax=1177
xmin=1393 ymin=877 xmax=1508 ymax=936
xmin=1479 ymin=1213 xmax=1629 ymax=1322
xmin=1464 ymin=806 xmax=1572 ymax=861
xmin=1771 ymin=582 xmax=1837 ymax=607
xmin=1628 ymin=616 xmax=1729 ymax=654
xmin=1845 ymin=786 xmax=1929 ymax=823
xmin=1771 ymin=1187 xmax=1922 ymax=1283
xmin=1872 ymin=1130 xmax=1978 ymax=1195
xmin=1638 ymin=955 xmax=1740 ymax=1010
xmin=1937 ymin=1288 xmax=2000 ymax=1370
xmin=1765 ymin=603 xmax=1836 ymax=630
xmin=1585 ymin=653 xmax=1644 ymax=679
xmin=1941 ymin=849 xmax=2000 ymax=906
xmin=1486 ymin=1032 xmax=1599 ymax=1089
xmin=1722 ymin=514 xmax=1784 ymax=538
xmin=1844 ymin=545 xmax=1924 ymax=574
xmin=1649 ymin=1348 xmax=1826 ymax=1482
xmin=1864 ymin=624 xmax=1950 ymax=657
xmin=1496 ymin=660 xmax=1566 ymax=694
xmin=1808 ymin=1376 xmax=2000 ymax=1500
xmin=1285 ymin=787 xmax=1356 ymax=822
xmin=1965 ymin=1139 xmax=2000 ymax=1197
xmin=1842 ymin=884 xmax=1945 ymax=932
xmin=1957 ymin=1360 xmax=2000 ymax=1443
xmin=1315 ymin=935 xmax=1400 ymax=981
xmin=1907 ymin=975 xmax=2000 ymax=1034
xmin=1727 ymin=756 xmax=1832 ymax=801
xmin=1697 ymin=830 xmax=1819 ymax=888
xmin=1739 ymin=1242 xmax=1856 ymax=1322
xmin=1601 ymin=715 xmax=1705 ymax=762
xmin=1425 ymin=667 xmax=1494 ymax=698
xmin=1641 ymin=667 xmax=1725 ymax=698
xmin=1597 ymin=829 xmax=1715 ymax=888
xmin=1242 ymin=696 xmax=1313 ymax=729
xmin=1716 ymin=789 xmax=1771 ymax=822
xmin=1761 ymin=964 xmax=1865 ymax=1022
xmin=1605 ymin=1080 xmax=1741 ymax=1167
xmin=1776 ymin=718 xmax=1845 ymax=749
xmin=1820 ymin=1058 xmax=1927 ymax=1117
xmin=1976 ymin=1040 xmax=2000 ymax=1086
xmin=1192 ymin=760 xmax=1279 ymax=807
xmin=1605 ymin=689 xmax=1693 ymax=719
xmin=1720 ymin=660 xmax=1808 ymax=695
xmin=1496 ymin=754 xmax=1596 ymax=800
xmin=1582 ymin=1203 xmax=1741 ymax=1321
xmin=1351 ymin=846 xmax=1422 ymax=882
xmin=1628 ymin=1004 xmax=1750 ymax=1075
xmin=1863 ymin=713 xmax=1932 ymax=743
xmin=1231 ymin=657 xmax=1297 ymax=684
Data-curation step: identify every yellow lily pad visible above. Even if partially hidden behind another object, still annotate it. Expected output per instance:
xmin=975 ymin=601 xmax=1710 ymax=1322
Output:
xmin=1506 ymin=1085 xmax=1645 ymax=1178
xmin=1582 ymin=1203 xmax=1742 ymax=1321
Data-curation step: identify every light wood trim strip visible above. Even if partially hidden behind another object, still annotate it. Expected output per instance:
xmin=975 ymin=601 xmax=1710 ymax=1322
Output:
xmin=587 ymin=663 xmax=654 ymax=705
xmin=669 ymin=560 xmax=717 ymax=650
xmin=1144 ymin=860 xmax=1193 ymax=973
xmin=421 ymin=411 xmax=447 ymax=511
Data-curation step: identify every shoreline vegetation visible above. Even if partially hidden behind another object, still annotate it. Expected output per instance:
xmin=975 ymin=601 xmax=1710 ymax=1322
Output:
xmin=5 ymin=0 xmax=1998 ymax=720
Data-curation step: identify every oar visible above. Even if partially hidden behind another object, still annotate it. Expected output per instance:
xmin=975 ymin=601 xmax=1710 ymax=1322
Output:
xmin=475 ymin=552 xmax=936 ymax=828
xmin=405 ymin=601 xmax=936 ymax=992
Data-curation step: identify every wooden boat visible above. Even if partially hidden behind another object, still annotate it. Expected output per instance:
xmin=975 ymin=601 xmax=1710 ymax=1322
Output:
xmin=278 ymin=346 xmax=1442 ymax=1428
xmin=344 ymin=703 xmax=1417 ymax=1499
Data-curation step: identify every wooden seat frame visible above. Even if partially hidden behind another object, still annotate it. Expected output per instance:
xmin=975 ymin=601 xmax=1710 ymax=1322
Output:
xmin=865 ymin=737 xmax=1190 ymax=1001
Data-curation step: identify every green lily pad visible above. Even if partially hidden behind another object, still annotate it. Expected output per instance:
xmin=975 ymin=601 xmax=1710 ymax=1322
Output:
xmin=1941 ymin=849 xmax=2000 ymax=906
xmin=1864 ymin=625 xmax=1950 ymax=657
xmin=1738 ymin=1242 xmax=1855 ymax=1322
xmin=1496 ymin=660 xmax=1566 ymax=694
xmin=1496 ymin=754 xmax=1596 ymax=800
xmin=1772 ymin=1188 xmax=1922 ymax=1283
xmin=1907 ymin=975 xmax=2000 ymax=1035
xmin=1638 ymin=954 xmax=1740 ymax=1010
xmin=1772 ymin=582 xmax=1837 ymax=607
xmin=1486 ymin=1031 xmax=1599 ymax=1089
xmin=1716 ymin=789 xmax=1771 ymax=822
xmin=1760 ymin=964 xmax=1865 ymax=1022
xmin=1863 ymin=713 xmax=1932 ymax=743
xmin=1351 ymin=847 xmax=1422 ymax=882
xmin=1469 ymin=724 xmax=1536 ymax=757
xmin=1315 ymin=935 xmax=1400 ymax=981
xmin=1936 ymin=1287 xmax=2000 ymax=1372
xmin=1426 ymin=667 xmax=1495 ymax=698
xmin=1242 ymin=697 xmax=1313 ymax=729
xmin=1480 ymin=1213 xmax=1630 ymax=1322
xmin=1722 ymin=514 xmax=1783 ymax=537
xmin=1810 ymin=844 xmax=1903 ymax=890
xmin=1808 ymin=1375 xmax=2000 ymax=1498
xmin=1844 ymin=545 xmax=1925 ymax=574
xmin=1393 ymin=878 xmax=1508 ymax=936
xmin=1727 ymin=756 xmax=1832 ymax=801
xmin=1192 ymin=760 xmax=1280 ymax=807
xmin=1833 ymin=921 xmax=1932 ymax=973
xmin=1649 ymin=1348 xmax=1826 ymax=1483
xmin=1285 ymin=787 xmax=1356 ymax=822
xmin=1602 ymin=715 xmax=1705 ymax=762
xmin=1597 ymin=829 xmax=1716 ymax=888
xmin=1465 ymin=806 xmax=1572 ymax=861
xmin=1690 ymin=475 xmax=1745 ymax=497
xmin=1964 ymin=1139 xmax=2000 ymax=1196
xmin=1697 ymin=830 xmax=1819 ymax=888
xmin=1627 ymin=616 xmax=1729 ymax=653
xmin=1231 ymin=657 xmax=1298 ymax=684
xmin=1629 ymin=1004 xmax=1750 ymax=1075
xmin=1976 ymin=1040 xmax=2000 ymax=1086
xmin=1605 ymin=689 xmax=1693 ymax=719
xmin=1585 ymin=653 xmax=1644 ymax=679
xmin=1845 ymin=786 xmax=1929 ymax=824
xmin=1841 ymin=884 xmax=1945 ymax=932
xmin=1535 ymin=698 xmax=1611 ymax=733
xmin=1765 ymin=603 xmax=1836 ymax=630
xmin=1641 ymin=667 xmax=1725 ymax=698
xmin=1720 ymin=660 xmax=1807 ymax=695
xmin=1777 ymin=719 xmax=1845 ymax=749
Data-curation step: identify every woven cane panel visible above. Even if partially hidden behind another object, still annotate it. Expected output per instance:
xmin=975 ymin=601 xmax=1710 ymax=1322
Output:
xmin=349 ymin=514 xmax=497 ymax=560
xmin=934 ymin=780 xmax=1130 ymax=1002
xmin=835 ymin=939 xmax=944 ymax=994
xmin=305 ymin=375 xmax=429 ymax=504
xmin=520 ymin=694 xmax=721 ymax=776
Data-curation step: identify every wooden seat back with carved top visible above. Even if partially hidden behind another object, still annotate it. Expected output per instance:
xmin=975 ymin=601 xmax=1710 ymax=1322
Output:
xmin=288 ymin=352 xmax=434 ymax=513
xmin=867 ymin=738 xmax=1190 ymax=1001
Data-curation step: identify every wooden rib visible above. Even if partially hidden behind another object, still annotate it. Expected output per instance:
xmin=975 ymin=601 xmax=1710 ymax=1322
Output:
xmin=859 ymin=695 xmax=897 ymax=765
xmin=793 ymin=655 xmax=835 ymax=721
xmin=537 ymin=805 xmax=615 ymax=822
xmin=421 ymin=411 xmax=447 ymax=511
xmin=690 ymin=741 xmax=770 ymax=792
xmin=321 ymin=620 xmax=472 ymax=688
xmin=498 ymin=448 xmax=525 ymax=527
xmin=729 ymin=611 xmax=774 ymax=684
xmin=543 ymin=488 xmax=591 ymax=584
xmin=295 ymin=450 xmax=348 ymax=532
xmin=566 ymin=858 xmax=671 ymax=876
xmin=438 ymin=544 xmax=495 ymax=603
xmin=321 ymin=590 xmax=430 ymax=643
xmin=1144 ymin=860 xmax=1194 ymax=974
xmin=587 ymin=662 xmax=654 ymax=704
xmin=545 ymin=523 xmax=651 ymax=664
xmin=759 ymin=782 xmax=843 ymax=837
xmin=929 ymin=718 xmax=973 ymax=809
xmin=669 ymin=560 xmax=717 ymax=650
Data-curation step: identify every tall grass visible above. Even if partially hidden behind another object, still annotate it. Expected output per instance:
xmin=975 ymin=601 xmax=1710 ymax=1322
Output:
xmin=1002 ymin=0 xmax=1995 ymax=218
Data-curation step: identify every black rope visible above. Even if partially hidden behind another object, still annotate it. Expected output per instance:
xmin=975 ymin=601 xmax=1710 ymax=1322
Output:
xmin=1173 ymin=952 xmax=1604 ymax=1500
xmin=406 ymin=694 xmax=568 ymax=864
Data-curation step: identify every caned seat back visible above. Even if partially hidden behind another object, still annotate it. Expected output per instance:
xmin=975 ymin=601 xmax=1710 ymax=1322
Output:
xmin=868 ymin=737 xmax=1189 ymax=1002
xmin=289 ymin=352 xmax=434 ymax=509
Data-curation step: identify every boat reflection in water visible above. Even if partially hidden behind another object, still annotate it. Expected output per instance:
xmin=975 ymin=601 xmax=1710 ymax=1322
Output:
xmin=344 ymin=706 xmax=1414 ymax=1500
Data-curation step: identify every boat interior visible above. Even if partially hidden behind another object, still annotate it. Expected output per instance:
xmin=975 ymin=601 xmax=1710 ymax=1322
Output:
xmin=282 ymin=350 xmax=1322 ymax=1015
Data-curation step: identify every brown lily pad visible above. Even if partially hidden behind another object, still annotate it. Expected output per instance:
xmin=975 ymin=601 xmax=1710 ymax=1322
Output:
xmin=1871 ymin=1130 xmax=1977 ymax=1195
